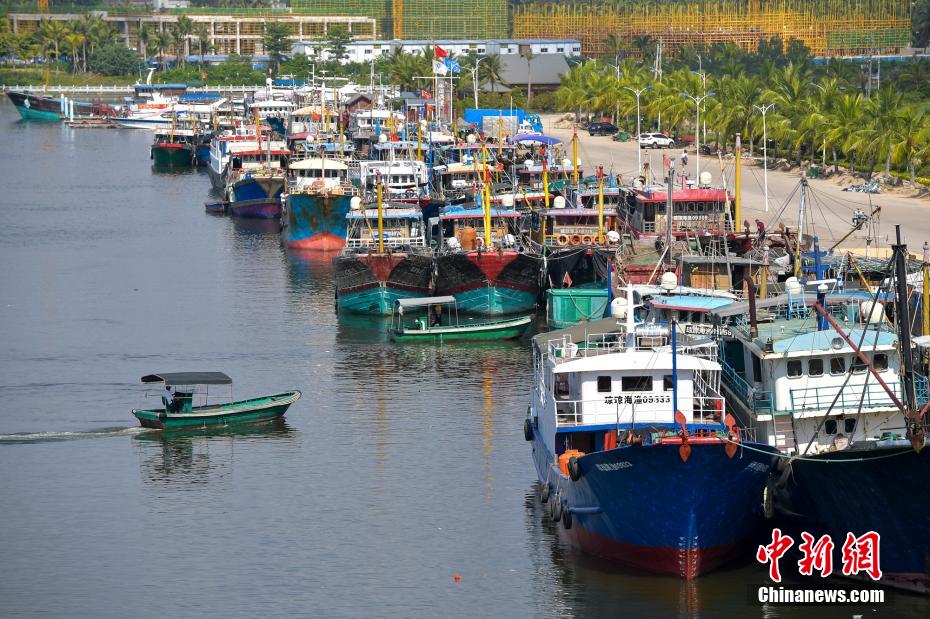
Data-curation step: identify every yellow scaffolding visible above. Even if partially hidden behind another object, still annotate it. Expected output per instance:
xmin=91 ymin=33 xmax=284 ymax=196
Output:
xmin=513 ymin=1 xmax=910 ymax=58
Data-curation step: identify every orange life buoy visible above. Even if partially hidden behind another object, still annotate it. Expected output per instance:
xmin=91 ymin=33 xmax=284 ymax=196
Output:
xmin=556 ymin=234 xmax=570 ymax=246
xmin=581 ymin=234 xmax=593 ymax=245
xmin=570 ymin=234 xmax=583 ymax=246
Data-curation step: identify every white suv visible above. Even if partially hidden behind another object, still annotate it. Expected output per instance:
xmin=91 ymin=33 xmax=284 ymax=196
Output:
xmin=639 ymin=133 xmax=675 ymax=148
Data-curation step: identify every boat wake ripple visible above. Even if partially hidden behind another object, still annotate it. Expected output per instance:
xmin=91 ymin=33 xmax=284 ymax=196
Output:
xmin=0 ymin=426 xmax=145 ymax=445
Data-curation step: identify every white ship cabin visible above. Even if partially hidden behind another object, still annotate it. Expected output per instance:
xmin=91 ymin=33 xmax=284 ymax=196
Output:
xmin=227 ymin=142 xmax=289 ymax=171
xmin=634 ymin=283 xmax=738 ymax=331
xmin=440 ymin=144 xmax=515 ymax=165
xmin=287 ymin=105 xmax=335 ymax=136
xmin=715 ymin=293 xmax=928 ymax=454
xmin=624 ymin=185 xmax=732 ymax=235
xmin=436 ymin=162 xmax=486 ymax=191
xmin=517 ymin=159 xmax=582 ymax=191
xmin=350 ymin=109 xmax=406 ymax=137
xmin=437 ymin=205 xmax=522 ymax=251
xmin=356 ymin=159 xmax=429 ymax=196
xmin=563 ymin=183 xmax=624 ymax=210
xmin=346 ymin=205 xmax=425 ymax=249
xmin=289 ymin=158 xmax=355 ymax=193
xmin=250 ymin=99 xmax=297 ymax=120
xmin=531 ymin=318 xmax=726 ymax=456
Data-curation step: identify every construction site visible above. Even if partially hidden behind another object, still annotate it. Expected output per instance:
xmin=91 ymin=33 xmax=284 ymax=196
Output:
xmin=5 ymin=0 xmax=913 ymax=58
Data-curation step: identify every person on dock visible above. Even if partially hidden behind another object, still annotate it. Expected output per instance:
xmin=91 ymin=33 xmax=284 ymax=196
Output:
xmin=164 ymin=385 xmax=174 ymax=412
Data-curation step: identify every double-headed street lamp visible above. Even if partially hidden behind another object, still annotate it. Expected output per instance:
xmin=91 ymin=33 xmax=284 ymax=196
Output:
xmin=753 ymin=102 xmax=776 ymax=212
xmin=470 ymin=56 xmax=487 ymax=109
xmin=681 ymin=91 xmax=715 ymax=182
xmin=624 ymin=84 xmax=652 ymax=174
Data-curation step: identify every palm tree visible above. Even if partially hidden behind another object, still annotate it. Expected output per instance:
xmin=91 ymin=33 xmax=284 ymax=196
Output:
xmin=890 ymin=107 xmax=930 ymax=186
xmin=138 ymin=24 xmax=151 ymax=63
xmin=825 ymin=93 xmax=865 ymax=174
xmin=520 ymin=47 xmax=535 ymax=106
xmin=478 ymin=53 xmax=505 ymax=94
xmin=172 ymin=15 xmax=194 ymax=67
xmin=192 ymin=22 xmax=211 ymax=67
xmin=65 ymin=32 xmax=85 ymax=73
xmin=38 ymin=19 xmax=70 ymax=73
xmin=154 ymin=30 xmax=174 ymax=71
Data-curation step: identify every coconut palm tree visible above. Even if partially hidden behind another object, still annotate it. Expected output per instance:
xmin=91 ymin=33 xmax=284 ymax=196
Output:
xmin=65 ymin=32 xmax=85 ymax=73
xmin=477 ymin=53 xmax=505 ymax=94
xmin=138 ymin=24 xmax=151 ymax=63
xmin=154 ymin=30 xmax=174 ymax=71
xmin=192 ymin=22 xmax=211 ymax=67
xmin=521 ymin=47 xmax=535 ymax=106
xmin=172 ymin=15 xmax=194 ymax=67
xmin=890 ymin=107 xmax=930 ymax=186
xmin=38 ymin=19 xmax=70 ymax=73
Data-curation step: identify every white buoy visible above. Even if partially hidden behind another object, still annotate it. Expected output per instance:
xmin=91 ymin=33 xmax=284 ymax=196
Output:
xmin=606 ymin=230 xmax=621 ymax=244
xmin=860 ymin=300 xmax=885 ymax=324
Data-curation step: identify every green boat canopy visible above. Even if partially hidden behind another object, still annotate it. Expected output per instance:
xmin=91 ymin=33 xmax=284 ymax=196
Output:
xmin=140 ymin=372 xmax=233 ymax=385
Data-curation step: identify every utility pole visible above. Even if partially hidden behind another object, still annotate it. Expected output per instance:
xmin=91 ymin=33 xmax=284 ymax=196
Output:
xmin=624 ymin=84 xmax=652 ymax=176
xmin=682 ymin=91 xmax=715 ymax=182
xmin=666 ymin=158 xmax=675 ymax=264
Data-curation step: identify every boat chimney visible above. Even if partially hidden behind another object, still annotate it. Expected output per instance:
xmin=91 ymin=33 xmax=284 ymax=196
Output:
xmin=744 ymin=275 xmax=759 ymax=339
xmin=816 ymin=283 xmax=829 ymax=330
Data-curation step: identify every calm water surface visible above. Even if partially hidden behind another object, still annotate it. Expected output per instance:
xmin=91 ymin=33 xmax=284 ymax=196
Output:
xmin=1 ymin=100 xmax=927 ymax=618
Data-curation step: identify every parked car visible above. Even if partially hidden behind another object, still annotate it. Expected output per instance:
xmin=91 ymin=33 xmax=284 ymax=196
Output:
xmin=588 ymin=122 xmax=619 ymax=136
xmin=639 ymin=132 xmax=675 ymax=148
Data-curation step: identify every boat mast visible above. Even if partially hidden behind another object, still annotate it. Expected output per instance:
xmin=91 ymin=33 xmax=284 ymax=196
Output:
xmin=665 ymin=159 xmax=675 ymax=264
xmin=795 ymin=178 xmax=807 ymax=278
xmin=892 ymin=225 xmax=917 ymax=412
xmin=598 ymin=165 xmax=605 ymax=244
xmin=377 ymin=171 xmax=384 ymax=253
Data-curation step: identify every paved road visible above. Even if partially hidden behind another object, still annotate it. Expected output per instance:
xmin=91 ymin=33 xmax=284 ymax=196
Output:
xmin=539 ymin=117 xmax=930 ymax=252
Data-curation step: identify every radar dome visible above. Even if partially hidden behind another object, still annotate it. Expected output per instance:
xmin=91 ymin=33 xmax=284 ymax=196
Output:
xmin=660 ymin=271 xmax=678 ymax=291
xmin=350 ymin=196 xmax=363 ymax=210
xmin=610 ymin=298 xmax=627 ymax=318
xmin=501 ymin=194 xmax=515 ymax=207
xmin=553 ymin=196 xmax=566 ymax=209
xmin=466 ymin=134 xmax=477 ymax=144
xmin=699 ymin=171 xmax=712 ymax=186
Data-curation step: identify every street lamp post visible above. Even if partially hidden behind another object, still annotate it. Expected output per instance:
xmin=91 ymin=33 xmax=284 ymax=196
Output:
xmin=624 ymin=84 xmax=652 ymax=175
xmin=691 ymin=65 xmax=707 ymax=143
xmin=753 ymin=102 xmax=775 ymax=212
xmin=681 ymin=91 xmax=715 ymax=183
xmin=471 ymin=56 xmax=487 ymax=110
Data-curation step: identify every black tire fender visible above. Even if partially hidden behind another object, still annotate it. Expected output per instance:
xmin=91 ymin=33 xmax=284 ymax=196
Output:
xmin=562 ymin=505 xmax=573 ymax=529
xmin=550 ymin=495 xmax=563 ymax=522
xmin=540 ymin=482 xmax=550 ymax=504
xmin=524 ymin=418 xmax=534 ymax=442
xmin=567 ymin=456 xmax=582 ymax=481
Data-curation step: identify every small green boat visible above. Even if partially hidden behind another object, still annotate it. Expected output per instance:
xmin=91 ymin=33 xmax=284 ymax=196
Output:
xmin=390 ymin=296 xmax=533 ymax=342
xmin=131 ymin=372 xmax=301 ymax=430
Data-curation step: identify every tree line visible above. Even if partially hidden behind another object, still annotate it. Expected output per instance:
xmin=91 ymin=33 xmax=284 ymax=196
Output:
xmin=557 ymin=37 xmax=930 ymax=186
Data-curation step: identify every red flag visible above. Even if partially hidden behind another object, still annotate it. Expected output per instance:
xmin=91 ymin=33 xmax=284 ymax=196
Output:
xmin=562 ymin=272 xmax=573 ymax=288
xmin=420 ymin=89 xmax=432 ymax=99
xmin=434 ymin=45 xmax=448 ymax=59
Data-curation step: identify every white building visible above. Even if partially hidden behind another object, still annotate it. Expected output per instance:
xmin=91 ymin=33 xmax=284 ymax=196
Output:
xmin=292 ymin=39 xmax=582 ymax=64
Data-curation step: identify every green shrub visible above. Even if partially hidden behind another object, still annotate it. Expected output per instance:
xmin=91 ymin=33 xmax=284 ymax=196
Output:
xmin=87 ymin=44 xmax=140 ymax=76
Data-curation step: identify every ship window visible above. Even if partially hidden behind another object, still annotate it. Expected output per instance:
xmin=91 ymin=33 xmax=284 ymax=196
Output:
xmin=663 ymin=375 xmax=674 ymax=391
xmin=851 ymin=357 xmax=867 ymax=374
xmin=787 ymin=360 xmax=802 ymax=378
xmin=555 ymin=378 xmax=570 ymax=398
xmin=621 ymin=376 xmax=652 ymax=391
xmin=809 ymin=358 xmax=824 ymax=377
xmin=824 ymin=419 xmax=838 ymax=434
xmin=874 ymin=353 xmax=888 ymax=371
xmin=830 ymin=357 xmax=846 ymax=375
xmin=597 ymin=376 xmax=612 ymax=392
xmin=844 ymin=418 xmax=857 ymax=433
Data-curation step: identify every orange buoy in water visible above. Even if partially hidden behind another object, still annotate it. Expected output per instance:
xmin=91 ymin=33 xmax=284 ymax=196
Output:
xmin=453 ymin=573 xmax=462 ymax=583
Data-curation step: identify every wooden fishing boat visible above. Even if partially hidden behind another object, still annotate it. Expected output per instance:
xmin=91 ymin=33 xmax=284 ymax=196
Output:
xmin=131 ymin=372 xmax=300 ymax=430
xmin=390 ymin=296 xmax=532 ymax=342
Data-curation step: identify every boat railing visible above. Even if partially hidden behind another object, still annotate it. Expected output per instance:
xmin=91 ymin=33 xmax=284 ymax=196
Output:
xmin=554 ymin=394 xmax=727 ymax=427
xmin=720 ymin=357 xmax=774 ymax=415
xmin=918 ymin=373 xmax=930 ymax=407
xmin=346 ymin=236 xmax=425 ymax=248
xmin=544 ymin=333 xmax=717 ymax=364
xmin=789 ymin=381 xmax=902 ymax=414
xmin=289 ymin=180 xmax=358 ymax=196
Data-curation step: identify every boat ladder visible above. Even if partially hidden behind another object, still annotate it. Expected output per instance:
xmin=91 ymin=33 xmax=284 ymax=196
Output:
xmin=772 ymin=413 xmax=798 ymax=454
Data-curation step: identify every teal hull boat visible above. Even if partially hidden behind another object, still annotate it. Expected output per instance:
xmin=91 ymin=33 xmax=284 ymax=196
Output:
xmin=133 ymin=390 xmax=301 ymax=429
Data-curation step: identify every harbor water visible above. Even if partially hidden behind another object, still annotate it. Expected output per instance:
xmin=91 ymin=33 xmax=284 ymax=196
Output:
xmin=1 ymin=100 xmax=928 ymax=618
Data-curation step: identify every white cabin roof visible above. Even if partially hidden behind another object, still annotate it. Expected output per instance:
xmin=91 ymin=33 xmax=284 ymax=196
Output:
xmin=553 ymin=350 xmax=720 ymax=374
xmin=290 ymin=158 xmax=349 ymax=171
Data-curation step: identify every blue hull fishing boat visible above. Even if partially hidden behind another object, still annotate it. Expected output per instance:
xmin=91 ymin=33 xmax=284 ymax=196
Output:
xmin=285 ymin=158 xmax=357 ymax=250
xmin=527 ymin=313 xmax=778 ymax=577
